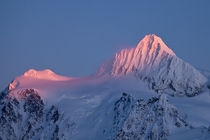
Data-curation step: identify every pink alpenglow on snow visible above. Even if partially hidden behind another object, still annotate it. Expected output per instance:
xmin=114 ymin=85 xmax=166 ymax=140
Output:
xmin=7 ymin=69 xmax=77 ymax=92
xmin=112 ymin=34 xmax=176 ymax=75
xmin=8 ymin=34 xmax=208 ymax=97
xmin=23 ymin=69 xmax=72 ymax=81
xmin=110 ymin=34 xmax=207 ymax=96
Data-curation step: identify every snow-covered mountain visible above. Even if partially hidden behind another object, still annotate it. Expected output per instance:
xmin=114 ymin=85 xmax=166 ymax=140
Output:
xmin=100 ymin=34 xmax=207 ymax=96
xmin=0 ymin=34 xmax=210 ymax=140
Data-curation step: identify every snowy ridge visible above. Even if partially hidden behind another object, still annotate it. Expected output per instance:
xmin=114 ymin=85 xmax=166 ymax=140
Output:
xmin=109 ymin=34 xmax=207 ymax=96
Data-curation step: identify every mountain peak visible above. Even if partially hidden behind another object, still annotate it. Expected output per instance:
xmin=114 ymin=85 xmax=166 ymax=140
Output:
xmin=109 ymin=34 xmax=207 ymax=96
xmin=22 ymin=69 xmax=71 ymax=81
xmin=24 ymin=69 xmax=55 ymax=78
xmin=136 ymin=34 xmax=176 ymax=56
xmin=111 ymin=34 xmax=176 ymax=76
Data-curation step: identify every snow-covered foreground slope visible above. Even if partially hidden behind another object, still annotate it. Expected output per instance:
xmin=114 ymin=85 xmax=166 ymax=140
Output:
xmin=1 ymin=70 xmax=210 ymax=140
xmin=1 ymin=34 xmax=210 ymax=140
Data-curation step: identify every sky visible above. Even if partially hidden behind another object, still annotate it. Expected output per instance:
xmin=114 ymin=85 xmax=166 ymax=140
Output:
xmin=0 ymin=0 xmax=210 ymax=90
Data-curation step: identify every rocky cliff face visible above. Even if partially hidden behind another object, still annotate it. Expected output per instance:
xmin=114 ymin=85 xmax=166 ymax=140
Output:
xmin=0 ymin=88 xmax=75 ymax=140
xmin=110 ymin=93 xmax=190 ymax=140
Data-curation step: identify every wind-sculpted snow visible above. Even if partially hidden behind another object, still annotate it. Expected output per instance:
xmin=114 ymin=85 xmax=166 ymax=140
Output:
xmin=111 ymin=93 xmax=191 ymax=140
xmin=110 ymin=34 xmax=207 ymax=96
xmin=0 ymin=88 xmax=75 ymax=140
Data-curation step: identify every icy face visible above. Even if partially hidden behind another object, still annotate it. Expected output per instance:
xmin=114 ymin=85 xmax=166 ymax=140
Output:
xmin=110 ymin=34 xmax=207 ymax=96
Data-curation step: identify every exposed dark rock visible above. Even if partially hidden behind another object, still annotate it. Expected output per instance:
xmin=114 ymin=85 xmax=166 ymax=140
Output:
xmin=0 ymin=88 xmax=75 ymax=140
xmin=111 ymin=93 xmax=190 ymax=140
